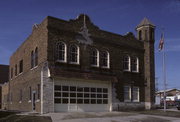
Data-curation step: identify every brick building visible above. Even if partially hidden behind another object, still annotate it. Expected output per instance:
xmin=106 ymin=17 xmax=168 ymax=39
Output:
xmin=4 ymin=14 xmax=155 ymax=113
xmin=0 ymin=64 xmax=9 ymax=109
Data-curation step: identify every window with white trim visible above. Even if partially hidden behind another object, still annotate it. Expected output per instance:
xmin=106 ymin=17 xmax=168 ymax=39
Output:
xmin=123 ymin=55 xmax=130 ymax=71
xmin=133 ymin=87 xmax=139 ymax=102
xmin=101 ymin=51 xmax=110 ymax=68
xmin=70 ymin=44 xmax=79 ymax=64
xmin=56 ymin=42 xmax=67 ymax=62
xmin=124 ymin=86 xmax=131 ymax=102
xmin=90 ymin=48 xmax=99 ymax=67
xmin=131 ymin=57 xmax=139 ymax=72
xmin=54 ymin=85 xmax=108 ymax=104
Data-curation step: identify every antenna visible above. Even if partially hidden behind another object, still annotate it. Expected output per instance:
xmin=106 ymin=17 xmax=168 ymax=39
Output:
xmin=83 ymin=14 xmax=86 ymax=28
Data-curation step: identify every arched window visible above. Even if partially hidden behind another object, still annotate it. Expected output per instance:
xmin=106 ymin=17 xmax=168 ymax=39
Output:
xmin=70 ymin=44 xmax=79 ymax=64
xmin=131 ymin=57 xmax=139 ymax=72
xmin=35 ymin=47 xmax=38 ymax=66
xmin=31 ymin=51 xmax=34 ymax=68
xmin=56 ymin=41 xmax=66 ymax=62
xmin=101 ymin=51 xmax=110 ymax=68
xmin=123 ymin=55 xmax=130 ymax=71
xmin=90 ymin=48 xmax=99 ymax=67
xmin=139 ymin=30 xmax=142 ymax=40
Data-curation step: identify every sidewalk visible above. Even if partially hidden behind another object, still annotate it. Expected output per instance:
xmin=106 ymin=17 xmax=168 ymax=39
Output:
xmin=43 ymin=111 xmax=180 ymax=122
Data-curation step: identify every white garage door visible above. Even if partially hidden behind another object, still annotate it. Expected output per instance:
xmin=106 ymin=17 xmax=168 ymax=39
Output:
xmin=54 ymin=79 xmax=111 ymax=112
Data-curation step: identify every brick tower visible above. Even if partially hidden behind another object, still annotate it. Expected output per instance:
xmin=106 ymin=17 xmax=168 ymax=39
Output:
xmin=136 ymin=18 xmax=155 ymax=109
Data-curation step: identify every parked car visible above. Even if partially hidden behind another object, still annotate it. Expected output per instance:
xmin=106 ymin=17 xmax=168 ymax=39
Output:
xmin=175 ymin=99 xmax=180 ymax=110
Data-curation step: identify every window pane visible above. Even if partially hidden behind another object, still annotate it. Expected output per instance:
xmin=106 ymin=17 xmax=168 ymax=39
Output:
xmin=103 ymin=88 xmax=108 ymax=93
xmin=62 ymin=92 xmax=69 ymax=97
xmin=77 ymin=99 xmax=83 ymax=104
xmin=84 ymin=93 xmax=89 ymax=98
xmin=70 ymin=86 xmax=76 ymax=91
xmin=91 ymin=88 xmax=96 ymax=92
xmin=62 ymin=98 xmax=68 ymax=104
xmin=84 ymin=99 xmax=89 ymax=104
xmin=55 ymin=85 xmax=61 ymax=91
xmin=62 ymin=86 xmax=69 ymax=91
xmin=84 ymin=87 xmax=89 ymax=92
xmin=97 ymin=88 xmax=102 ymax=93
xmin=97 ymin=94 xmax=102 ymax=98
xmin=70 ymin=93 xmax=76 ymax=97
xmin=77 ymin=93 xmax=83 ymax=97
xmin=55 ymin=98 xmax=61 ymax=103
xmin=103 ymin=99 xmax=108 ymax=104
xmin=103 ymin=94 xmax=108 ymax=98
xmin=70 ymin=99 xmax=76 ymax=103
xmin=91 ymin=94 xmax=96 ymax=98
xmin=77 ymin=87 xmax=83 ymax=92
xmin=91 ymin=99 xmax=96 ymax=104
xmin=97 ymin=99 xmax=102 ymax=104
xmin=54 ymin=92 xmax=61 ymax=97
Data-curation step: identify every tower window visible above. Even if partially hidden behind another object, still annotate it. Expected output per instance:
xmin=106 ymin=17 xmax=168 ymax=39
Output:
xmin=139 ymin=30 xmax=142 ymax=40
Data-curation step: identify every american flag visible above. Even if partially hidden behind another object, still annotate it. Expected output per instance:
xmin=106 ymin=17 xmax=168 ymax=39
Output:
xmin=159 ymin=33 xmax=164 ymax=51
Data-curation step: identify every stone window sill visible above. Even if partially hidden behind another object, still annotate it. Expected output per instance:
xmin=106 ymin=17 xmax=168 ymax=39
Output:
xmin=56 ymin=60 xmax=67 ymax=63
xmin=69 ymin=62 xmax=80 ymax=65
xmin=30 ymin=66 xmax=38 ymax=70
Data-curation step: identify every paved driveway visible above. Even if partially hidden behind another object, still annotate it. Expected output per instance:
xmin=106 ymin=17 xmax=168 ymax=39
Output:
xmin=43 ymin=112 xmax=180 ymax=122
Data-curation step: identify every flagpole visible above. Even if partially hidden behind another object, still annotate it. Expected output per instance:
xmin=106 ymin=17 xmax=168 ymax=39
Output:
xmin=162 ymin=29 xmax=167 ymax=112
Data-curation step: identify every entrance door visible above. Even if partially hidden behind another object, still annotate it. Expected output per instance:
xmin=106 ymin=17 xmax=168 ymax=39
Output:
xmin=32 ymin=92 xmax=36 ymax=111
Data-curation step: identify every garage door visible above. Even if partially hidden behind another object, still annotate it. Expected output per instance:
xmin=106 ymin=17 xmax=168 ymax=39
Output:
xmin=54 ymin=80 xmax=111 ymax=112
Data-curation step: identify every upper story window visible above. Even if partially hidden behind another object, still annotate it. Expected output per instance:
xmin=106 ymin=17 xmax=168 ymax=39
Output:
xmin=131 ymin=57 xmax=139 ymax=72
xmin=101 ymin=51 xmax=110 ymax=68
xmin=35 ymin=47 xmax=38 ymax=66
xmin=31 ymin=51 xmax=34 ymax=69
xmin=123 ymin=55 xmax=130 ymax=71
xmin=90 ymin=48 xmax=99 ymax=67
xmin=56 ymin=41 xmax=67 ymax=62
xmin=19 ymin=60 xmax=23 ymax=73
xmin=10 ymin=67 xmax=13 ymax=79
xmin=15 ymin=64 xmax=17 ymax=76
xmin=70 ymin=44 xmax=79 ymax=64
xmin=139 ymin=30 xmax=142 ymax=40
xmin=31 ymin=47 xmax=38 ymax=69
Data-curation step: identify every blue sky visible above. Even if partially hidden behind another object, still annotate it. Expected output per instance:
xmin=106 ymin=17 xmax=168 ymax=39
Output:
xmin=0 ymin=0 xmax=180 ymax=90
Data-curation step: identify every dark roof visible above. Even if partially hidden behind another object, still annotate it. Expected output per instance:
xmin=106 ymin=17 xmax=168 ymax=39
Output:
xmin=137 ymin=17 xmax=155 ymax=28
xmin=0 ymin=64 xmax=9 ymax=84
xmin=47 ymin=14 xmax=144 ymax=50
